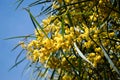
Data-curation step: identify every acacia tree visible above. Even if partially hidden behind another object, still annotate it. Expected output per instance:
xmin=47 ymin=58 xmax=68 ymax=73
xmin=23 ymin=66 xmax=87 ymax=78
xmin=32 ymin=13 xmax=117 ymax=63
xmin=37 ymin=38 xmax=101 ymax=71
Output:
xmin=12 ymin=0 xmax=120 ymax=80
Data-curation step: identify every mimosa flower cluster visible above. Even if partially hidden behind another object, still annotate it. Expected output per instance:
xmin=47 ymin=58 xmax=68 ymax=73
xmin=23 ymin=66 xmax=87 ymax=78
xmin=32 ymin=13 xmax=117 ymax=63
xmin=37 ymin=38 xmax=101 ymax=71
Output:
xmin=20 ymin=0 xmax=120 ymax=79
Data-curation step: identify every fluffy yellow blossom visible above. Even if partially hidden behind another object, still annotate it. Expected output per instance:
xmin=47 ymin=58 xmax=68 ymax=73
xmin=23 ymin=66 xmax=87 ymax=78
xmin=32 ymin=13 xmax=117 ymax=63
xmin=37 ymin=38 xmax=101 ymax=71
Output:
xmin=94 ymin=47 xmax=101 ymax=53
xmin=19 ymin=0 xmax=120 ymax=79
xmin=58 ymin=0 xmax=62 ymax=3
xmin=88 ymin=53 xmax=96 ymax=57
xmin=62 ymin=74 xmax=72 ymax=80
xmin=32 ymin=49 xmax=40 ymax=62
xmin=19 ymin=41 xmax=26 ymax=49
xmin=116 ymin=45 xmax=120 ymax=50
xmin=89 ymin=13 xmax=98 ymax=21
xmin=52 ymin=2 xmax=60 ymax=9
xmin=47 ymin=57 xmax=60 ymax=68
xmin=84 ymin=40 xmax=93 ymax=49
xmin=109 ymin=32 xmax=115 ymax=37
xmin=65 ymin=0 xmax=70 ymax=3
xmin=87 ymin=53 xmax=103 ymax=67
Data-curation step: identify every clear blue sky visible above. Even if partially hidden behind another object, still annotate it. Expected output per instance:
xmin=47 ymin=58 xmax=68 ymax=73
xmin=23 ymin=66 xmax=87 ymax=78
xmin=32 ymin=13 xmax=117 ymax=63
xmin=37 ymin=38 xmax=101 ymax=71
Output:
xmin=0 ymin=0 xmax=36 ymax=80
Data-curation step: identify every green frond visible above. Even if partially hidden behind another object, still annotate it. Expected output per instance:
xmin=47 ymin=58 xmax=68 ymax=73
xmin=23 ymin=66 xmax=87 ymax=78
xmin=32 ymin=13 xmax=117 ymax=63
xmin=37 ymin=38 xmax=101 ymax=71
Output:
xmin=25 ymin=9 xmax=49 ymax=38
xmin=9 ymin=57 xmax=26 ymax=71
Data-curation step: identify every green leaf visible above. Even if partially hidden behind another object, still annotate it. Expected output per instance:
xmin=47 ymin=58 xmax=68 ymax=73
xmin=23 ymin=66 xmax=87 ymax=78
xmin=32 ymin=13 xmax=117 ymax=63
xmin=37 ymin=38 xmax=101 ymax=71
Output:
xmin=21 ymin=62 xmax=32 ymax=77
xmin=45 ymin=52 xmax=53 ymax=67
xmin=35 ymin=70 xmax=42 ymax=80
xmin=103 ymin=69 xmax=108 ymax=80
xmin=50 ymin=69 xmax=56 ymax=80
xmin=26 ymin=9 xmax=49 ymax=38
xmin=78 ymin=58 xmax=82 ymax=77
xmin=4 ymin=34 xmax=35 ymax=40
xmin=61 ymin=49 xmax=79 ymax=76
xmin=41 ymin=68 xmax=48 ymax=78
xmin=11 ymin=43 xmax=21 ymax=51
xmin=100 ymin=44 xmax=120 ymax=75
xmin=61 ymin=16 xmax=65 ymax=37
xmin=15 ymin=49 xmax=25 ymax=64
xmin=74 ymin=42 xmax=94 ymax=67
xmin=15 ymin=0 xmax=24 ymax=9
xmin=28 ymin=0 xmax=51 ymax=8
xmin=9 ymin=57 xmax=26 ymax=71
xmin=37 ymin=4 xmax=52 ymax=16
xmin=58 ymin=69 xmax=62 ymax=80
xmin=62 ymin=0 xmax=73 ymax=26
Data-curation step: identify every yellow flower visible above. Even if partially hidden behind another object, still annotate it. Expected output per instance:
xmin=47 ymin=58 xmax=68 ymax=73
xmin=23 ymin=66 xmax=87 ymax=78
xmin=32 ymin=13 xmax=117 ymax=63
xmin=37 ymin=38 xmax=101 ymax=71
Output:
xmin=116 ymin=45 xmax=120 ymax=50
xmin=47 ymin=57 xmax=60 ymax=68
xmin=65 ymin=0 xmax=70 ymax=3
xmin=89 ymin=53 xmax=96 ymax=57
xmin=93 ymin=34 xmax=97 ymax=39
xmin=88 ymin=69 xmax=93 ymax=74
xmin=52 ymin=2 xmax=60 ymax=9
xmin=32 ymin=50 xmax=40 ymax=62
xmin=62 ymin=74 xmax=72 ymax=80
xmin=58 ymin=0 xmax=62 ymax=3
xmin=84 ymin=41 xmax=93 ymax=49
xmin=19 ymin=0 xmax=120 ymax=79
xmin=19 ymin=41 xmax=26 ymax=49
xmin=109 ymin=32 xmax=114 ymax=37
xmin=94 ymin=47 xmax=101 ymax=53
xmin=42 ymin=38 xmax=54 ymax=50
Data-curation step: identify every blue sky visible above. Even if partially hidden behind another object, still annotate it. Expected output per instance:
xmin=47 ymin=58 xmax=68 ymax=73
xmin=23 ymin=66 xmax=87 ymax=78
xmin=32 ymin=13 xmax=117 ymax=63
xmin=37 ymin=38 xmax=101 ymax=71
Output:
xmin=0 ymin=0 xmax=36 ymax=80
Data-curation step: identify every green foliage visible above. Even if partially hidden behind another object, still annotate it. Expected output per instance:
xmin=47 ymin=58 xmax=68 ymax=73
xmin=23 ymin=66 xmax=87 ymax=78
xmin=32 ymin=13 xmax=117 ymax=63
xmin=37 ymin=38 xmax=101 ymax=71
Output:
xmin=12 ymin=0 xmax=120 ymax=80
